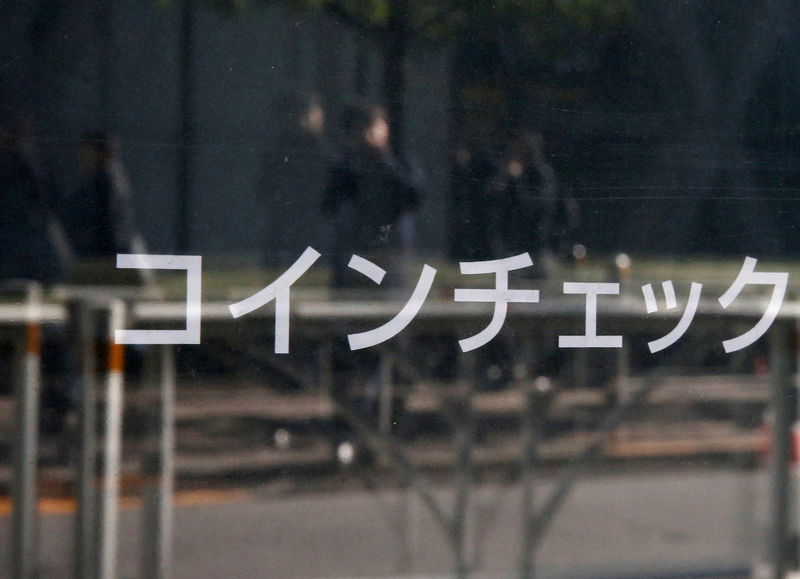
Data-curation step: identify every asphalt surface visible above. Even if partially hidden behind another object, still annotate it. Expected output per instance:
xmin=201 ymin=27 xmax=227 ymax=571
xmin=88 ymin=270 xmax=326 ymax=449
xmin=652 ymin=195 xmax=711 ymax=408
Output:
xmin=0 ymin=374 xmax=773 ymax=578
xmin=0 ymin=467 xmax=767 ymax=578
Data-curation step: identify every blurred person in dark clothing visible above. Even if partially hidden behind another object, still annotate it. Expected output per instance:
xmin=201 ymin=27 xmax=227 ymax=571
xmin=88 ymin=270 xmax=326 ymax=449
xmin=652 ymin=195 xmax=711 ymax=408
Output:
xmin=322 ymin=104 xmax=421 ymax=289
xmin=65 ymin=131 xmax=137 ymax=259
xmin=474 ymin=131 xmax=580 ymax=389
xmin=261 ymin=91 xmax=334 ymax=267
xmin=489 ymin=131 xmax=580 ymax=275
xmin=63 ymin=131 xmax=153 ymax=288
xmin=525 ymin=131 xmax=580 ymax=265
xmin=0 ymin=124 xmax=71 ymax=284
xmin=0 ymin=122 xmax=72 ymax=456
xmin=449 ymin=134 xmax=496 ymax=262
xmin=322 ymin=104 xmax=422 ymax=462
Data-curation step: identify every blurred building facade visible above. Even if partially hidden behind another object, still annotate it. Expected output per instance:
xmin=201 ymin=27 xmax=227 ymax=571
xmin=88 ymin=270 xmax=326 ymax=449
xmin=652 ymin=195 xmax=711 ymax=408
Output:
xmin=0 ymin=0 xmax=451 ymax=259
xmin=3 ymin=0 xmax=800 ymax=260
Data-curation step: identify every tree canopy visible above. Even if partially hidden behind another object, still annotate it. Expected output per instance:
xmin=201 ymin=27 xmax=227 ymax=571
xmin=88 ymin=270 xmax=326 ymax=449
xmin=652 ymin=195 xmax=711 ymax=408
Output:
xmin=289 ymin=0 xmax=632 ymax=39
xmin=281 ymin=1 xmax=634 ymax=146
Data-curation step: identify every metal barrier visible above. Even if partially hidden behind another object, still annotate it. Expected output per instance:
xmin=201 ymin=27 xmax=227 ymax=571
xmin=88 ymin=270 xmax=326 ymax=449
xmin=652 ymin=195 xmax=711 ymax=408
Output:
xmin=141 ymin=343 xmax=175 ymax=579
xmin=69 ymin=298 xmax=96 ymax=579
xmin=128 ymin=293 xmax=800 ymax=578
xmin=98 ymin=299 xmax=125 ymax=579
xmin=4 ymin=286 xmax=799 ymax=578
xmin=10 ymin=282 xmax=43 ymax=579
xmin=2 ymin=286 xmax=172 ymax=579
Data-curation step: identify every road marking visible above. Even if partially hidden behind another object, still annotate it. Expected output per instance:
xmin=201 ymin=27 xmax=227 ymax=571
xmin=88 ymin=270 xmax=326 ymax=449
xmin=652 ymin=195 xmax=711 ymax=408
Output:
xmin=0 ymin=488 xmax=246 ymax=517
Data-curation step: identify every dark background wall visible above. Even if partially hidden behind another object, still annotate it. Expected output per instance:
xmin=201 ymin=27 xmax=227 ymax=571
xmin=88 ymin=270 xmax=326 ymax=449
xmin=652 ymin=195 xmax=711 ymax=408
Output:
xmin=1 ymin=0 xmax=451 ymax=260
xmin=3 ymin=0 xmax=800 ymax=262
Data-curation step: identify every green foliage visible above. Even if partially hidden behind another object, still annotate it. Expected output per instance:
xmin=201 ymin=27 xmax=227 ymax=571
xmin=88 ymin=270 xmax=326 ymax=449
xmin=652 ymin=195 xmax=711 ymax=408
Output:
xmin=291 ymin=0 xmax=392 ymax=27
xmin=287 ymin=0 xmax=634 ymax=41
xmin=554 ymin=0 xmax=633 ymax=29
xmin=164 ymin=0 xmax=633 ymax=36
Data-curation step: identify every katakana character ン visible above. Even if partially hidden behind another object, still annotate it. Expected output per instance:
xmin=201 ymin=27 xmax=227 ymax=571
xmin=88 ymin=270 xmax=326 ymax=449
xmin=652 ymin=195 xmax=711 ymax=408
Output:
xmin=347 ymin=255 xmax=436 ymax=350
xmin=559 ymin=282 xmax=621 ymax=348
xmin=115 ymin=254 xmax=202 ymax=345
xmin=228 ymin=247 xmax=320 ymax=353
xmin=641 ymin=281 xmax=703 ymax=353
xmin=718 ymin=256 xmax=788 ymax=353
xmin=454 ymin=253 xmax=539 ymax=352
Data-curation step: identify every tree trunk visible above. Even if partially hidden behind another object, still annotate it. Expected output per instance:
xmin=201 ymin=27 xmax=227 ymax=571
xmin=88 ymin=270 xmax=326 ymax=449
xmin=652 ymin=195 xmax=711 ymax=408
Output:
xmin=383 ymin=0 xmax=409 ymax=152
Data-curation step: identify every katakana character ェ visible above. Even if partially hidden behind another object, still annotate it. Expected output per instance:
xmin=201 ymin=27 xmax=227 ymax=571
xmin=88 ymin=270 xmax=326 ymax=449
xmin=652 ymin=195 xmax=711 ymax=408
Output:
xmin=347 ymin=255 xmax=436 ymax=350
xmin=641 ymin=281 xmax=702 ymax=353
xmin=454 ymin=253 xmax=539 ymax=352
xmin=228 ymin=247 xmax=321 ymax=353
xmin=115 ymin=254 xmax=202 ymax=345
xmin=718 ymin=256 xmax=788 ymax=353
xmin=559 ymin=282 xmax=621 ymax=348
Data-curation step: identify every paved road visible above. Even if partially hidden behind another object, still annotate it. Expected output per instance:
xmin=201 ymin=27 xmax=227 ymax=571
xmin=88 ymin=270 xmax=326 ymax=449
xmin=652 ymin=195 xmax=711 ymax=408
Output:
xmin=0 ymin=466 xmax=769 ymax=578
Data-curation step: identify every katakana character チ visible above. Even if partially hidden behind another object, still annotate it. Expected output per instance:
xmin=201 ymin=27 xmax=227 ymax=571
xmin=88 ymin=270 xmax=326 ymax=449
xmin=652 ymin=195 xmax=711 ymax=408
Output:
xmin=228 ymin=247 xmax=320 ymax=353
xmin=641 ymin=281 xmax=702 ymax=353
xmin=454 ymin=253 xmax=539 ymax=352
xmin=559 ymin=282 xmax=621 ymax=348
xmin=347 ymin=254 xmax=436 ymax=350
xmin=718 ymin=256 xmax=788 ymax=353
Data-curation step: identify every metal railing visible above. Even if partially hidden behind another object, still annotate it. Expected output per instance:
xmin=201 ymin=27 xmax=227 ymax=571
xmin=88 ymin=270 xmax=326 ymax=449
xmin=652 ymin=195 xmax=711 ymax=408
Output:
xmin=3 ymin=286 xmax=799 ymax=578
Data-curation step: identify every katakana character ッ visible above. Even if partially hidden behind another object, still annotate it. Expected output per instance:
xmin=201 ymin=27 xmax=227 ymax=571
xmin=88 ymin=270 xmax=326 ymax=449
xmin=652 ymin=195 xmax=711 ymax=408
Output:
xmin=718 ymin=256 xmax=788 ymax=353
xmin=347 ymin=255 xmax=436 ymax=350
xmin=559 ymin=282 xmax=621 ymax=348
xmin=454 ymin=253 xmax=539 ymax=352
xmin=641 ymin=281 xmax=702 ymax=353
xmin=228 ymin=247 xmax=321 ymax=353
xmin=115 ymin=254 xmax=202 ymax=345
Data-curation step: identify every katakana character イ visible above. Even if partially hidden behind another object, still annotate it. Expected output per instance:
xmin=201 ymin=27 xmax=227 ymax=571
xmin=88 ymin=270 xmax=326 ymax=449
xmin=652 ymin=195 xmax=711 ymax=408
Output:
xmin=347 ymin=254 xmax=436 ymax=350
xmin=641 ymin=281 xmax=702 ymax=353
xmin=559 ymin=282 xmax=622 ymax=348
xmin=718 ymin=256 xmax=788 ymax=353
xmin=454 ymin=253 xmax=539 ymax=352
xmin=228 ymin=247 xmax=320 ymax=353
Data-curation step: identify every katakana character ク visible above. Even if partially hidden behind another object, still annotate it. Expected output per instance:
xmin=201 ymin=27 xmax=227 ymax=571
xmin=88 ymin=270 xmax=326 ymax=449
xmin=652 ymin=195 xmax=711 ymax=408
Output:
xmin=718 ymin=256 xmax=788 ymax=353
xmin=559 ymin=282 xmax=621 ymax=348
xmin=641 ymin=281 xmax=702 ymax=353
xmin=454 ymin=253 xmax=539 ymax=352
xmin=228 ymin=247 xmax=320 ymax=353
xmin=347 ymin=255 xmax=436 ymax=350
xmin=115 ymin=254 xmax=202 ymax=345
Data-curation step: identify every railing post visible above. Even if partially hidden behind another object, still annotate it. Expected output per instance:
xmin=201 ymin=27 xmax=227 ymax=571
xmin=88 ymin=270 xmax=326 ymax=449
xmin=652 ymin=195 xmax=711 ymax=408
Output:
xmin=378 ymin=349 xmax=394 ymax=438
xmin=519 ymin=377 xmax=554 ymax=579
xmin=142 ymin=344 xmax=176 ymax=579
xmin=11 ymin=283 xmax=43 ymax=579
xmin=71 ymin=299 xmax=97 ymax=579
xmin=769 ymin=320 xmax=796 ymax=579
xmin=98 ymin=299 xmax=126 ymax=579
xmin=452 ymin=351 xmax=476 ymax=579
